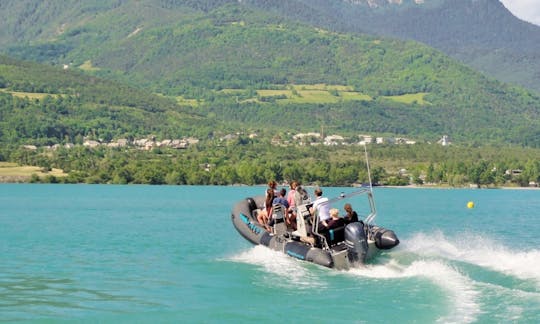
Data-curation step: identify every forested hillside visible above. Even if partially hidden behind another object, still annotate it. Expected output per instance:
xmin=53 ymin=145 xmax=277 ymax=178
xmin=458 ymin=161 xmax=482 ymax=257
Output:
xmin=0 ymin=1 xmax=539 ymax=146
xmin=0 ymin=55 xmax=216 ymax=145
xmin=238 ymin=0 xmax=540 ymax=94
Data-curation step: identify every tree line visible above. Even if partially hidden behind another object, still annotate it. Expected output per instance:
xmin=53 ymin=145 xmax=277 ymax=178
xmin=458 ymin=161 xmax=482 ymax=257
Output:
xmin=2 ymin=139 xmax=539 ymax=187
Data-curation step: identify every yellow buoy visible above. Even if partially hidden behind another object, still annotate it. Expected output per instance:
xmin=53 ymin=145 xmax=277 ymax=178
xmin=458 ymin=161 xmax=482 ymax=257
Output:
xmin=467 ymin=201 xmax=475 ymax=209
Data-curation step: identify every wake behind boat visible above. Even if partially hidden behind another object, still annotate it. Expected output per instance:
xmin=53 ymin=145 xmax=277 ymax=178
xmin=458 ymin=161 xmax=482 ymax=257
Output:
xmin=231 ymin=186 xmax=399 ymax=270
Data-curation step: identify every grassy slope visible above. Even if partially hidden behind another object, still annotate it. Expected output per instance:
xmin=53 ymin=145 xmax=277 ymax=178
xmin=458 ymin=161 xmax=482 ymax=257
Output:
xmin=0 ymin=162 xmax=67 ymax=180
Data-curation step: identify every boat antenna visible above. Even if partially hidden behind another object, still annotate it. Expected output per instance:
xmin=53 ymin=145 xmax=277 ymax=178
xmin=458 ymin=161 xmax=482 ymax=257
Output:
xmin=364 ymin=144 xmax=377 ymax=225
xmin=364 ymin=144 xmax=373 ymax=192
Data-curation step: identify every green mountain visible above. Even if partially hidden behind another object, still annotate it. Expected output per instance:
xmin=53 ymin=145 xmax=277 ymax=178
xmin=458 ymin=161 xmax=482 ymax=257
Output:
xmin=236 ymin=0 xmax=540 ymax=94
xmin=0 ymin=1 xmax=540 ymax=147
xmin=0 ymin=55 xmax=214 ymax=145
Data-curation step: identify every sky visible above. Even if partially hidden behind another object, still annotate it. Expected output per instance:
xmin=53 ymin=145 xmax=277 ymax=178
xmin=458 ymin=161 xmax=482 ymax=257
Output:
xmin=499 ymin=0 xmax=540 ymax=26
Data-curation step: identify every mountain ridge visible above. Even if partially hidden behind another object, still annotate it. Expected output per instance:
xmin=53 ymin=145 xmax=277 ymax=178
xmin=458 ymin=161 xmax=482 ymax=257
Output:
xmin=237 ymin=0 xmax=540 ymax=93
xmin=0 ymin=1 xmax=539 ymax=147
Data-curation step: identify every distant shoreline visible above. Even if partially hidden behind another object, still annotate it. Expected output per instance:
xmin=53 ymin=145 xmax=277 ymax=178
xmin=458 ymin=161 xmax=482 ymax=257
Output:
xmin=0 ymin=177 xmax=538 ymax=190
xmin=382 ymin=184 xmax=540 ymax=190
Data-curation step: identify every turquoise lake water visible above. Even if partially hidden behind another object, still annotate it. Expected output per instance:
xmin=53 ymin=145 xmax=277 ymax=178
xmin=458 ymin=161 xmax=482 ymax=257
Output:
xmin=1 ymin=184 xmax=539 ymax=323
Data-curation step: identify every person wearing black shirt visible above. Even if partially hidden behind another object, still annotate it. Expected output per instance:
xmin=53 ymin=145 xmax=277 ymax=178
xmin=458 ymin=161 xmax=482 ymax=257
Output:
xmin=343 ymin=203 xmax=359 ymax=224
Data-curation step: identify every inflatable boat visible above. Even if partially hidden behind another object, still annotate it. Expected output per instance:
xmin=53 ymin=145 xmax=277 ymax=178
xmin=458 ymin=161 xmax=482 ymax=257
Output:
xmin=231 ymin=187 xmax=399 ymax=270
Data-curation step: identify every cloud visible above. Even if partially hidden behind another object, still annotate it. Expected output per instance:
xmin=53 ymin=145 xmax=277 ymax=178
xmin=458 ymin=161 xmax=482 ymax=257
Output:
xmin=499 ymin=0 xmax=540 ymax=26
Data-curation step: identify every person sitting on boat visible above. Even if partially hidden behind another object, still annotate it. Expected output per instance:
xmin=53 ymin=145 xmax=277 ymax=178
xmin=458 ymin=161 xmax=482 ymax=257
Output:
xmin=293 ymin=182 xmax=311 ymax=208
xmin=257 ymin=188 xmax=275 ymax=232
xmin=273 ymin=188 xmax=289 ymax=209
xmin=319 ymin=208 xmax=345 ymax=232
xmin=266 ymin=180 xmax=279 ymax=197
xmin=286 ymin=181 xmax=298 ymax=230
xmin=343 ymin=203 xmax=359 ymax=224
xmin=265 ymin=188 xmax=275 ymax=214
xmin=254 ymin=208 xmax=270 ymax=232
xmin=310 ymin=187 xmax=330 ymax=223
xmin=300 ymin=208 xmax=344 ymax=246
xmin=267 ymin=188 xmax=290 ymax=228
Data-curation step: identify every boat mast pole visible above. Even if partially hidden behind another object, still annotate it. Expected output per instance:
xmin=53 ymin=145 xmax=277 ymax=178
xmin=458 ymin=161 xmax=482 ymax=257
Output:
xmin=365 ymin=144 xmax=373 ymax=191
xmin=364 ymin=144 xmax=377 ymax=225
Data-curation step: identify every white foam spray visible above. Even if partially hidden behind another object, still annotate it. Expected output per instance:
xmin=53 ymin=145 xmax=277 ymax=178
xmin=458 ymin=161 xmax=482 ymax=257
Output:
xmin=229 ymin=245 xmax=325 ymax=289
xmin=405 ymin=231 xmax=540 ymax=286
xmin=227 ymin=229 xmax=540 ymax=322
xmin=348 ymin=258 xmax=480 ymax=323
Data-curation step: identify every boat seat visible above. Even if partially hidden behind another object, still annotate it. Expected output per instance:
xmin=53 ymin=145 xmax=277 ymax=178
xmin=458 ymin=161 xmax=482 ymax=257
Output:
xmin=272 ymin=203 xmax=287 ymax=235
xmin=321 ymin=225 xmax=346 ymax=247
xmin=292 ymin=203 xmax=313 ymax=238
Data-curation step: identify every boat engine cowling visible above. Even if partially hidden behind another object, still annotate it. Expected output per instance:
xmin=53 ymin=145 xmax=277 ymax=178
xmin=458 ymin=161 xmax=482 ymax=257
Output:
xmin=344 ymin=222 xmax=368 ymax=265
xmin=373 ymin=228 xmax=400 ymax=250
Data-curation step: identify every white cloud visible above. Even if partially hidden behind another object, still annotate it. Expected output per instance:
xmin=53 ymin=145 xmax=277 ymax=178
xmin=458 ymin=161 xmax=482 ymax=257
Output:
xmin=500 ymin=0 xmax=540 ymax=26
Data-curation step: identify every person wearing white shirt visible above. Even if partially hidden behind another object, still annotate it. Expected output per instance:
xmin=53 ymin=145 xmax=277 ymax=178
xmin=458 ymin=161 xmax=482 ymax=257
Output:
xmin=311 ymin=188 xmax=330 ymax=223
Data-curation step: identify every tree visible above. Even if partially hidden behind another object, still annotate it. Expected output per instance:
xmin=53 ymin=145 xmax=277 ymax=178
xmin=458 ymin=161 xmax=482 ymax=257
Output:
xmin=426 ymin=163 xmax=435 ymax=183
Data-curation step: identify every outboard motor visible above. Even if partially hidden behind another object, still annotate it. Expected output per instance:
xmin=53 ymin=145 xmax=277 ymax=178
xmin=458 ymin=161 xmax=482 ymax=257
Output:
xmin=373 ymin=228 xmax=400 ymax=250
xmin=344 ymin=222 xmax=368 ymax=265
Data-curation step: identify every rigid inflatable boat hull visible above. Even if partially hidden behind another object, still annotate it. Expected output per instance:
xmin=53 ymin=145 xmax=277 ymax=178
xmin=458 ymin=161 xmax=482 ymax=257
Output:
xmin=231 ymin=196 xmax=399 ymax=269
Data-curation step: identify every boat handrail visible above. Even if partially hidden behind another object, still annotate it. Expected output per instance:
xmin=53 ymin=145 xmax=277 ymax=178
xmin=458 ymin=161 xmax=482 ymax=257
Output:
xmin=326 ymin=187 xmax=370 ymax=205
xmin=323 ymin=187 xmax=377 ymax=225
xmin=311 ymin=209 xmax=330 ymax=250
xmin=364 ymin=192 xmax=377 ymax=225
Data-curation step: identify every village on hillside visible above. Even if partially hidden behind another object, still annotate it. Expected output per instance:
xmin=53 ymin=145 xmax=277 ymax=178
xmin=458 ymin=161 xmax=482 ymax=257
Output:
xmin=21 ymin=133 xmax=452 ymax=151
